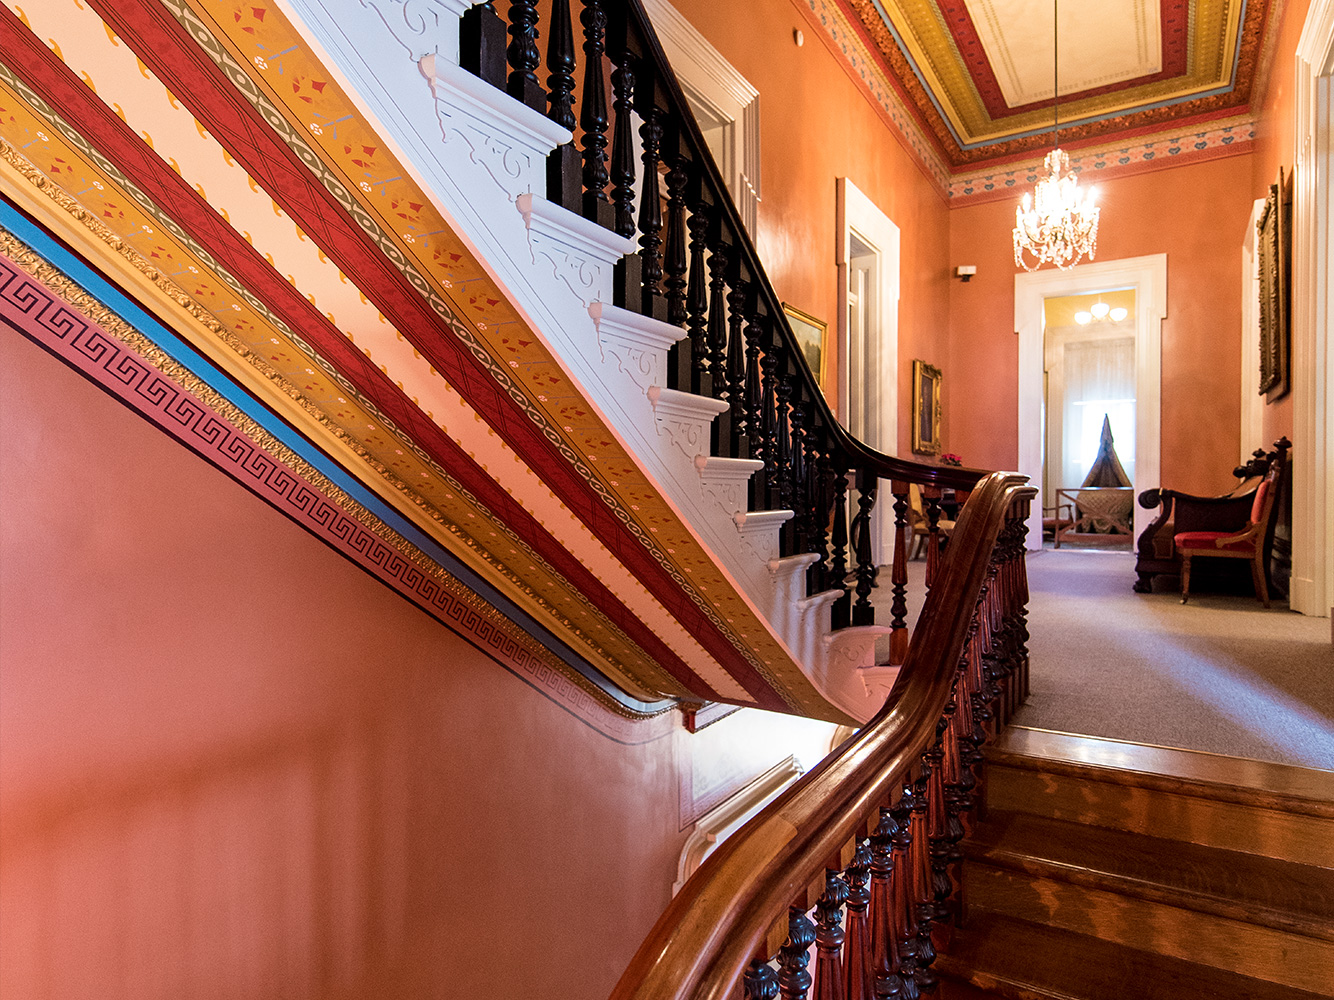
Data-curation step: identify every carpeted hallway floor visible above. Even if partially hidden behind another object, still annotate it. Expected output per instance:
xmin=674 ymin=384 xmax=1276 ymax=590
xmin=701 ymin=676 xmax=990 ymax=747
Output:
xmin=1012 ymin=548 xmax=1334 ymax=770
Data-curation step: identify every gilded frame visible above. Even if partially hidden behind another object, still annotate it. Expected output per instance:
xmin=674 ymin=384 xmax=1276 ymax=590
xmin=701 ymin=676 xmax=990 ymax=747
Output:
xmin=782 ymin=302 xmax=830 ymax=396
xmin=911 ymin=359 xmax=942 ymax=455
xmin=1257 ymin=167 xmax=1292 ymax=401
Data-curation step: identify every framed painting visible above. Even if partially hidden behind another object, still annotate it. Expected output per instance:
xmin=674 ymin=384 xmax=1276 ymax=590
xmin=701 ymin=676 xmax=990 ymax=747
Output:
xmin=1257 ymin=167 xmax=1292 ymax=402
xmin=782 ymin=303 xmax=829 ymax=395
xmin=912 ymin=359 xmax=942 ymax=455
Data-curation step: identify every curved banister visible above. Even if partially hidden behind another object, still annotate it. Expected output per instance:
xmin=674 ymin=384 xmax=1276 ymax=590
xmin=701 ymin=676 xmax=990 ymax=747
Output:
xmin=609 ymin=473 xmax=1035 ymax=1000
xmin=623 ymin=0 xmax=986 ymax=493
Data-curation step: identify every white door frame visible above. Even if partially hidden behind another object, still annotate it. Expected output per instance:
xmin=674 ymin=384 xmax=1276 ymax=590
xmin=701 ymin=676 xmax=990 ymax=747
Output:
xmin=1292 ymin=1 xmax=1334 ymax=617
xmin=1015 ymin=255 xmax=1167 ymax=549
xmin=837 ymin=177 xmax=900 ymax=564
xmin=1240 ymin=198 xmax=1266 ymax=463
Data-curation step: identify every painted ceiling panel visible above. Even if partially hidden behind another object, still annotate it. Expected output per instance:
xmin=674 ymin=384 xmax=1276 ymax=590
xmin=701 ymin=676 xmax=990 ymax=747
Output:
xmin=962 ymin=0 xmax=1162 ymax=108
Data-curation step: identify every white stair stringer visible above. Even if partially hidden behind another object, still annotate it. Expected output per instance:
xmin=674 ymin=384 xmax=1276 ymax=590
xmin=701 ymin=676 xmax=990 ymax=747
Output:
xmin=279 ymin=0 xmax=889 ymax=717
xmin=824 ymin=629 xmax=899 ymax=723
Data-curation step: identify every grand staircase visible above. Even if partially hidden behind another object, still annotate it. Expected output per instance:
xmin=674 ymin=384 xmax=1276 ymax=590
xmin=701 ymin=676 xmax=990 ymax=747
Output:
xmin=937 ymin=727 xmax=1334 ymax=999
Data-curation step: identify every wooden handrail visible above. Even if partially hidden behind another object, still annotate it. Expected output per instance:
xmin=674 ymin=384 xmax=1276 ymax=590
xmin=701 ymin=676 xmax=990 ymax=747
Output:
xmin=609 ymin=474 xmax=1035 ymax=999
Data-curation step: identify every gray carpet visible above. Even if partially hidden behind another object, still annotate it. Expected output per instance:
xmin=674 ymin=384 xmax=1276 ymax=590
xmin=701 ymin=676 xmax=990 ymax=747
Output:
xmin=1013 ymin=548 xmax=1334 ymax=770
xmin=870 ymin=547 xmax=1334 ymax=770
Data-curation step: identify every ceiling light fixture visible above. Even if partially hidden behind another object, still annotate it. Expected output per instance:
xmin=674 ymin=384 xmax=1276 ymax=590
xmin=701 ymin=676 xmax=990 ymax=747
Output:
xmin=1013 ymin=0 xmax=1100 ymax=271
xmin=1074 ymin=299 xmax=1129 ymax=325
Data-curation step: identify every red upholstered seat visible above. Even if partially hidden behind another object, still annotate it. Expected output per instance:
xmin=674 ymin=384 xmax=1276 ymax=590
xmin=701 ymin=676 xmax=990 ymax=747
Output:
xmin=1173 ymin=531 xmax=1254 ymax=552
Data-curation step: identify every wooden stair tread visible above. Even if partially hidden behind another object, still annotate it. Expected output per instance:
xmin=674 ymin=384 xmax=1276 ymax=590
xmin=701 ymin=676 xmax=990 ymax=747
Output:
xmin=937 ymin=913 xmax=1333 ymax=1000
xmin=989 ymin=728 xmax=1334 ymax=818
xmin=966 ymin=812 xmax=1334 ymax=941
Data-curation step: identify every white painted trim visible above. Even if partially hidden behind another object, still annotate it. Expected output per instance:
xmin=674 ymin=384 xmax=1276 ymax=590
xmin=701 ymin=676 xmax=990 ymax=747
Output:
xmin=1290 ymin=0 xmax=1334 ymax=616
xmin=642 ymin=0 xmax=761 ymax=235
xmin=1240 ymin=198 xmax=1266 ymax=463
xmin=836 ymin=178 xmax=901 ymax=565
xmin=1015 ymin=255 xmax=1167 ymax=549
xmin=673 ymin=756 xmax=803 ymax=895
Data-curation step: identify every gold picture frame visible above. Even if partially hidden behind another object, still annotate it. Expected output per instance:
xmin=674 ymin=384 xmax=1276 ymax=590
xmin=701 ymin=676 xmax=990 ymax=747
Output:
xmin=782 ymin=303 xmax=830 ymax=396
xmin=911 ymin=359 xmax=942 ymax=455
xmin=1257 ymin=167 xmax=1292 ymax=402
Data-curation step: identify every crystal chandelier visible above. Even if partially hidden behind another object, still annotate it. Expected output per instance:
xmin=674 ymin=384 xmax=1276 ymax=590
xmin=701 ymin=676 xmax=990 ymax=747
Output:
xmin=1013 ymin=0 xmax=1100 ymax=271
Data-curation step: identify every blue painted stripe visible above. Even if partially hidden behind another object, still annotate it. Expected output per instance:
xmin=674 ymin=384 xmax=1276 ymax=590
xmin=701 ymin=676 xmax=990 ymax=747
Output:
xmin=0 ymin=198 xmax=671 ymax=718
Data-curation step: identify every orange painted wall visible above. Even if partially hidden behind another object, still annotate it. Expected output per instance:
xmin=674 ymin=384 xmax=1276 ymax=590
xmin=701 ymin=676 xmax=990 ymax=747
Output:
xmin=0 ymin=330 xmax=687 ymax=999
xmin=947 ymin=152 xmax=1257 ymax=495
xmin=666 ymin=0 xmax=952 ymax=455
xmin=1250 ymin=0 xmax=1311 ymax=446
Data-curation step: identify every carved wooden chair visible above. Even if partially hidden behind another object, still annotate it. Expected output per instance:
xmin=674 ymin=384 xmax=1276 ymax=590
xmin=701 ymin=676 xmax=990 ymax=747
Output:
xmin=908 ymin=483 xmax=954 ymax=559
xmin=1176 ymin=459 xmax=1282 ymax=607
xmin=1134 ymin=437 xmax=1290 ymax=594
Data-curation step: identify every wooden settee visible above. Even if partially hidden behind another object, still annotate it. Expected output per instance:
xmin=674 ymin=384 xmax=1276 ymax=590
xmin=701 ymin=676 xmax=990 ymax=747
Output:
xmin=1133 ymin=438 xmax=1290 ymax=595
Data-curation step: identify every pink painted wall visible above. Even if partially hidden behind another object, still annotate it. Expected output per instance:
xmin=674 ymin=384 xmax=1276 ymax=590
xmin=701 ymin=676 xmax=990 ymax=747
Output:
xmin=1250 ymin=0 xmax=1312 ymax=447
xmin=0 ymin=329 xmax=688 ymax=999
xmin=946 ymin=152 xmax=1258 ymax=495
xmin=667 ymin=0 xmax=952 ymax=455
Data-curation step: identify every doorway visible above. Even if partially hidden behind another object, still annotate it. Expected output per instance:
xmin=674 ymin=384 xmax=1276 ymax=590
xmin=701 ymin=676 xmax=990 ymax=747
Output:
xmin=1043 ymin=289 xmax=1138 ymax=548
xmin=1015 ymin=254 xmax=1167 ymax=549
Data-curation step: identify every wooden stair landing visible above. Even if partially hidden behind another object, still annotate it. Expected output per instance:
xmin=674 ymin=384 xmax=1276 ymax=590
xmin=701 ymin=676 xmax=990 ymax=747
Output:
xmin=936 ymin=727 xmax=1334 ymax=1000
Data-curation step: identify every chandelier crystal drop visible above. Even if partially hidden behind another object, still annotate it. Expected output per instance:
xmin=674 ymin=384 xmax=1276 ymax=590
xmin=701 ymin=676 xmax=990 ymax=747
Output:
xmin=1012 ymin=0 xmax=1101 ymax=271
xmin=1013 ymin=151 xmax=1100 ymax=272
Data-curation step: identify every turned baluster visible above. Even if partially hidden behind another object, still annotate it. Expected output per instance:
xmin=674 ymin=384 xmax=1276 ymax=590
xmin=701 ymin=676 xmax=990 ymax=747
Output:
xmin=775 ymin=374 xmax=794 ymax=513
xmin=663 ymin=153 xmax=689 ymax=333
xmin=923 ymin=489 xmax=943 ymax=589
xmin=610 ymin=55 xmax=637 ymax=239
xmin=505 ymin=0 xmax=545 ymax=111
xmin=813 ymin=868 xmax=849 ymax=1000
xmin=851 ymin=470 xmax=878 ymax=627
xmin=890 ymin=788 xmax=920 ymax=1000
xmin=789 ymin=397 xmax=809 ymax=554
xmin=830 ymin=462 xmax=851 ymax=629
xmin=745 ymin=958 xmax=781 ymax=1000
xmin=888 ymin=484 xmax=909 ymax=664
xmin=544 ymin=0 xmax=581 ymax=211
xmin=636 ymin=96 xmax=665 ymax=319
xmin=844 ymin=843 xmax=873 ymax=1000
xmin=685 ymin=193 xmax=712 ymax=394
xmin=706 ymin=238 xmax=731 ymax=402
xmin=809 ymin=451 xmax=834 ymax=593
xmin=868 ymin=810 xmax=905 ymax=999
xmin=778 ymin=905 xmax=818 ymax=1000
xmin=760 ymin=346 xmax=780 ymax=504
xmin=460 ymin=2 xmax=506 ymax=88
xmin=926 ymin=719 xmax=953 ymax=921
xmin=744 ymin=308 xmax=764 ymax=483
xmin=579 ymin=0 xmax=614 ymax=228
xmin=726 ymin=272 xmax=750 ymax=445
xmin=910 ymin=758 xmax=939 ymax=989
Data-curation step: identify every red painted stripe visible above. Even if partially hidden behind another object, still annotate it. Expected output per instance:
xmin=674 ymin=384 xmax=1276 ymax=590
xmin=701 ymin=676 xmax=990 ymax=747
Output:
xmin=0 ymin=5 xmax=774 ymax=707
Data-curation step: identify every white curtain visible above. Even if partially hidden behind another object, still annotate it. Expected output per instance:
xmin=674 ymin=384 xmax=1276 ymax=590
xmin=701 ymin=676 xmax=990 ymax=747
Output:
xmin=1062 ymin=336 xmax=1135 ymax=487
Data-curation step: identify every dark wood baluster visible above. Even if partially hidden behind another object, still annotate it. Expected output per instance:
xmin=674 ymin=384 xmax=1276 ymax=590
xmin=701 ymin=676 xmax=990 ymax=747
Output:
xmin=888 ymin=484 xmax=909 ymax=664
xmin=745 ymin=958 xmax=781 ymax=1000
xmin=760 ymin=344 xmax=780 ymax=495
xmin=778 ymin=905 xmax=817 ymax=1000
xmin=926 ymin=719 xmax=953 ymax=926
xmin=775 ymin=371 xmax=796 ymax=556
xmin=663 ymin=152 xmax=689 ymax=330
xmin=851 ymin=469 xmax=878 ymax=626
xmin=579 ymin=0 xmax=614 ymax=229
xmin=726 ymin=270 xmax=750 ymax=453
xmin=685 ymin=191 xmax=712 ymax=395
xmin=789 ymin=396 xmax=809 ymax=557
xmin=706 ymin=239 xmax=730 ymax=397
xmin=910 ymin=757 xmax=939 ymax=991
xmin=636 ymin=95 xmax=665 ymax=320
xmin=610 ymin=55 xmax=637 ymax=239
xmin=868 ymin=809 xmax=905 ymax=1000
xmin=809 ymin=450 xmax=833 ymax=594
xmin=544 ymin=0 xmax=581 ymax=211
xmin=813 ymin=868 xmax=848 ymax=1000
xmin=830 ymin=462 xmax=851 ymax=629
xmin=744 ymin=308 xmax=764 ymax=496
xmin=923 ymin=490 xmax=943 ymax=589
xmin=890 ymin=788 xmax=920 ymax=1000
xmin=505 ymin=0 xmax=545 ymax=112
xmin=460 ymin=2 xmax=506 ymax=89
xmin=844 ymin=843 xmax=873 ymax=1000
